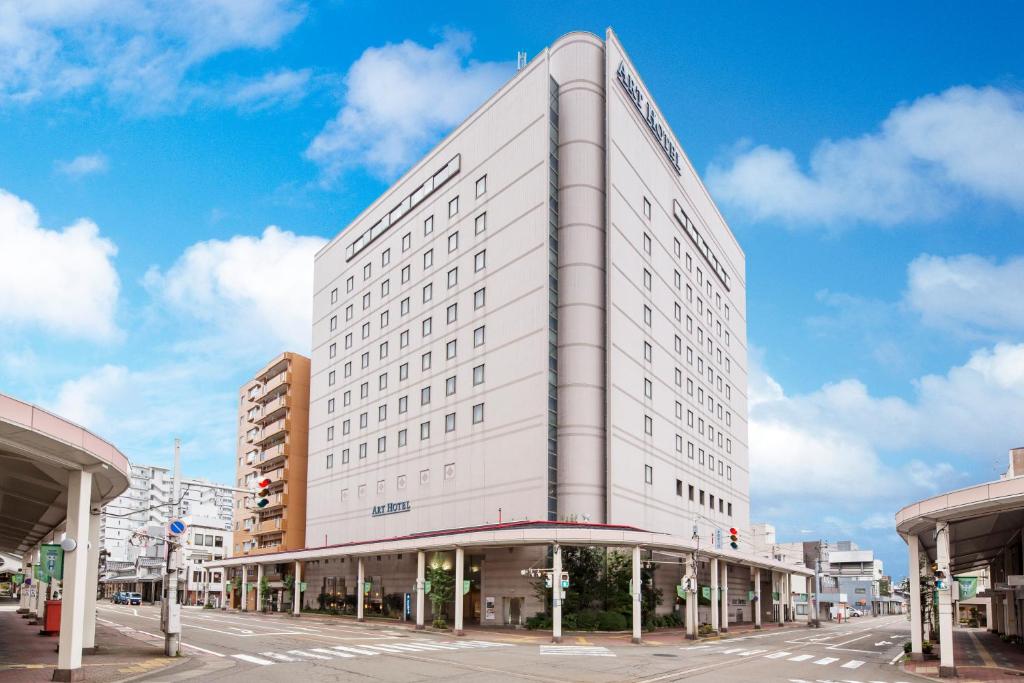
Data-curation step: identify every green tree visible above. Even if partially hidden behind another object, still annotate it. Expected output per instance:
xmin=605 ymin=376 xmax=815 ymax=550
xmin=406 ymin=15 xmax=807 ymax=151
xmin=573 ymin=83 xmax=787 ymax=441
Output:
xmin=562 ymin=547 xmax=605 ymax=614
xmin=425 ymin=553 xmax=454 ymax=628
xmin=259 ymin=575 xmax=270 ymax=611
xmin=879 ymin=578 xmax=891 ymax=597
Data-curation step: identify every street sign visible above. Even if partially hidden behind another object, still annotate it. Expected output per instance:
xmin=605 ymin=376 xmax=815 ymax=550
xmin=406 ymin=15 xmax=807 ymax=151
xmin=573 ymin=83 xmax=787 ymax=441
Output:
xmin=167 ymin=519 xmax=187 ymax=536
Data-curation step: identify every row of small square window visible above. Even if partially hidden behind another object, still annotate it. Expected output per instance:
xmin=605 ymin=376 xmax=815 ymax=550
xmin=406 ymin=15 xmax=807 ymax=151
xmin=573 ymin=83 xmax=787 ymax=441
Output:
xmin=326 ymin=328 xmax=486 ymax=389
xmin=328 ymin=249 xmax=487 ymax=331
xmin=339 ymin=460 xmax=461 ymax=502
xmin=328 ymin=287 xmax=487 ymax=355
xmin=330 ymin=200 xmax=488 ymax=309
xmin=641 ymin=339 xmax=733 ymax=407
xmin=641 ymin=400 xmax=735 ymax=457
xmin=326 ymin=364 xmax=486 ymax=425
xmin=642 ymin=374 xmax=733 ymax=425
xmin=324 ymin=404 xmax=485 ymax=465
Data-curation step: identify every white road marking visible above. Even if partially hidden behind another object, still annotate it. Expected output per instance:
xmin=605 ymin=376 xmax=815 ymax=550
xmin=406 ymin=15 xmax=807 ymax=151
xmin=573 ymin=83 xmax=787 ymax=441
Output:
xmin=287 ymin=649 xmax=331 ymax=660
xmin=765 ymin=651 xmax=791 ymax=659
xmin=539 ymin=645 xmax=615 ymax=657
xmin=363 ymin=644 xmax=415 ymax=653
xmin=261 ymin=652 xmax=298 ymax=662
xmin=841 ymin=660 xmax=864 ymax=669
xmin=232 ymin=654 xmax=273 ymax=665
xmin=788 ymin=654 xmax=814 ymax=662
xmin=888 ymin=651 xmax=905 ymax=665
xmin=738 ymin=649 xmax=768 ymax=656
xmin=722 ymin=647 xmax=746 ymax=654
xmin=310 ymin=647 xmax=353 ymax=658
xmin=331 ymin=645 xmax=380 ymax=655
xmin=813 ymin=656 xmax=839 ymax=665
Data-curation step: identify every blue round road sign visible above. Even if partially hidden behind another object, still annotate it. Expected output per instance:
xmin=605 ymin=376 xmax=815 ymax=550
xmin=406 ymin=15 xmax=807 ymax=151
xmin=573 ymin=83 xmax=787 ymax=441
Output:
xmin=168 ymin=519 xmax=187 ymax=535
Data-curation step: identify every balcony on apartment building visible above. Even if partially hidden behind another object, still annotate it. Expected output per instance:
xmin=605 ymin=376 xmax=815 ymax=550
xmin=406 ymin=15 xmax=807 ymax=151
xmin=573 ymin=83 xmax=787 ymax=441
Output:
xmin=251 ymin=514 xmax=287 ymax=536
xmin=258 ymin=369 xmax=292 ymax=403
xmin=257 ymin=392 xmax=291 ymax=425
xmin=259 ymin=440 xmax=289 ymax=470
xmin=257 ymin=491 xmax=288 ymax=514
xmin=256 ymin=416 xmax=291 ymax=448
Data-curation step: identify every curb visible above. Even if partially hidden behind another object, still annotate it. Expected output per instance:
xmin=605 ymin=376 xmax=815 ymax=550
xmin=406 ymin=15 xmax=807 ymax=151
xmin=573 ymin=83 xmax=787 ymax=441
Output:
xmin=107 ymin=654 xmax=194 ymax=683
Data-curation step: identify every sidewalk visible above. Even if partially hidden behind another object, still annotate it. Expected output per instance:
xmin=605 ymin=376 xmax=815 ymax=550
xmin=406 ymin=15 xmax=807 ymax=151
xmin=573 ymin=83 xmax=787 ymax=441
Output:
xmin=903 ymin=627 xmax=1024 ymax=681
xmin=0 ymin=602 xmax=189 ymax=683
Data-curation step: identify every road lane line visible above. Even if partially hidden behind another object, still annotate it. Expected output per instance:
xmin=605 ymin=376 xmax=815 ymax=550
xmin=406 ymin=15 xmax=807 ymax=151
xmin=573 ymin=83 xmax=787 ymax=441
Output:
xmin=888 ymin=651 xmax=904 ymax=665
xmin=232 ymin=654 xmax=273 ymax=665
xmin=813 ymin=656 xmax=839 ymax=665
xmin=841 ymin=660 xmax=864 ymax=669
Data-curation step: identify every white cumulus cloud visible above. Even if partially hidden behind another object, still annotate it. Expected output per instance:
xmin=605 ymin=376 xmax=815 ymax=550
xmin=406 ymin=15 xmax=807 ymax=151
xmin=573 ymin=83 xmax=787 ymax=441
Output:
xmin=55 ymin=152 xmax=108 ymax=177
xmin=707 ymin=85 xmax=1024 ymax=226
xmin=223 ymin=67 xmax=312 ymax=112
xmin=306 ymin=30 xmax=511 ymax=181
xmin=0 ymin=188 xmax=120 ymax=340
xmin=906 ymin=253 xmax=1024 ymax=334
xmin=145 ymin=226 xmax=326 ymax=352
xmin=0 ymin=0 xmax=306 ymax=111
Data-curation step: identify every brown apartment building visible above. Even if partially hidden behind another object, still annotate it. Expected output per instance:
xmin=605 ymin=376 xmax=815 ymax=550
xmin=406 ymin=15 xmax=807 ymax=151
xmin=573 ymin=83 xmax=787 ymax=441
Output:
xmin=230 ymin=352 xmax=310 ymax=610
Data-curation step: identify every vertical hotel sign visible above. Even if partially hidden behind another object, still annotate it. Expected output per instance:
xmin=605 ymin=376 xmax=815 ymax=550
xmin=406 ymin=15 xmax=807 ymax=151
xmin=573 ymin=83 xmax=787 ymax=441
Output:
xmin=616 ymin=62 xmax=682 ymax=175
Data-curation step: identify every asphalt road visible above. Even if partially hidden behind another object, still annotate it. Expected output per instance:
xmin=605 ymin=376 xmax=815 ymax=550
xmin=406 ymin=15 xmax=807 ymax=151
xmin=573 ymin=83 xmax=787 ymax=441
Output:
xmin=94 ymin=604 xmax=925 ymax=682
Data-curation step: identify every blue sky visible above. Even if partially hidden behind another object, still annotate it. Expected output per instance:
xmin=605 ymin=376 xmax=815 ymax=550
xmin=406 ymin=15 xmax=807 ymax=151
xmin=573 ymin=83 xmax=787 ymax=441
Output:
xmin=2 ymin=1 xmax=1023 ymax=577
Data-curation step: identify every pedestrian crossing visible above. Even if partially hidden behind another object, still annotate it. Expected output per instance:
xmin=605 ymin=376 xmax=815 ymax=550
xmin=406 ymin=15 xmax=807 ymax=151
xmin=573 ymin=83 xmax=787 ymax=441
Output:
xmin=539 ymin=645 xmax=615 ymax=657
xmin=682 ymin=644 xmax=895 ymax=676
xmin=230 ymin=639 xmax=512 ymax=666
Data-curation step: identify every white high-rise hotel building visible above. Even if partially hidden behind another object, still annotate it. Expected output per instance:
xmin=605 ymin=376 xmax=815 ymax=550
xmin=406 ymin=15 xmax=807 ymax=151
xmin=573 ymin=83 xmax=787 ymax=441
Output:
xmin=307 ymin=29 xmax=748 ymax=547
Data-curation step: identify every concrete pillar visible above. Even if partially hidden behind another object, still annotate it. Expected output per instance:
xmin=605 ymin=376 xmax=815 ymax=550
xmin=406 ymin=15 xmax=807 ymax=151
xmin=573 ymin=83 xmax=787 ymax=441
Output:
xmin=754 ymin=567 xmax=762 ymax=629
xmin=631 ymin=546 xmax=642 ymax=644
xmin=454 ymin=547 xmax=465 ymax=636
xmin=710 ymin=557 xmax=719 ymax=633
xmin=293 ymin=561 xmax=302 ymax=616
xmin=908 ymin=534 xmax=923 ymax=656
xmin=82 ymin=510 xmax=101 ymax=652
xmin=241 ymin=565 xmax=248 ymax=611
xmin=221 ymin=571 xmax=227 ymax=610
xmin=552 ymin=545 xmax=563 ymax=643
xmin=686 ymin=553 xmax=697 ymax=640
xmin=54 ymin=468 xmax=93 ymax=682
xmin=720 ymin=562 xmax=729 ymax=632
xmin=256 ymin=564 xmax=264 ymax=612
xmin=357 ymin=557 xmax=365 ymax=622
xmin=415 ymin=551 xmax=425 ymax=630
xmin=788 ymin=574 xmax=796 ymax=622
xmin=935 ymin=522 xmax=956 ymax=677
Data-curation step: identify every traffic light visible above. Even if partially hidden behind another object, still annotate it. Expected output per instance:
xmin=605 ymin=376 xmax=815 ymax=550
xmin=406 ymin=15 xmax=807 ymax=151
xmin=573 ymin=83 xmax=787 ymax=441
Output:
xmin=560 ymin=572 xmax=569 ymax=589
xmin=544 ymin=574 xmax=553 ymax=589
xmin=255 ymin=478 xmax=272 ymax=508
xmin=729 ymin=527 xmax=739 ymax=550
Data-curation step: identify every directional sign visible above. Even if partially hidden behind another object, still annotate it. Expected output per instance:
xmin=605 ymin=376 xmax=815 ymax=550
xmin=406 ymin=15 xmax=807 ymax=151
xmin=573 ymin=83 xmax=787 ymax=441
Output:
xmin=168 ymin=519 xmax=187 ymax=536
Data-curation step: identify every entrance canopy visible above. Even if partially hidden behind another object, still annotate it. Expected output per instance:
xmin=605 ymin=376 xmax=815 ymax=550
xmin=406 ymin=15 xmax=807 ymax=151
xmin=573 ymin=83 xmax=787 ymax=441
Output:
xmin=0 ymin=393 xmax=131 ymax=556
xmin=896 ymin=476 xmax=1024 ymax=575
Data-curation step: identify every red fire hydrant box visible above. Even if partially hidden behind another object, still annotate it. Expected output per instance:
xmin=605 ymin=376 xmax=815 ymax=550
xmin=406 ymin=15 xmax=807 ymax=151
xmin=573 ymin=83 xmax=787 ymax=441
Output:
xmin=41 ymin=600 xmax=61 ymax=636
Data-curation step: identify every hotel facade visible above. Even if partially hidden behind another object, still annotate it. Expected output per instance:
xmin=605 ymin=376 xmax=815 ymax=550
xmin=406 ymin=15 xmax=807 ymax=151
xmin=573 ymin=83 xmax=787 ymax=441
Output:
xmin=211 ymin=29 xmax=807 ymax=639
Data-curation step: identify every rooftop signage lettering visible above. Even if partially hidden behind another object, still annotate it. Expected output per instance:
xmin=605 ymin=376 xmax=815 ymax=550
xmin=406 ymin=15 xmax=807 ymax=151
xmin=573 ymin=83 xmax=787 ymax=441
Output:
xmin=673 ymin=199 xmax=732 ymax=291
xmin=371 ymin=500 xmax=412 ymax=517
xmin=346 ymin=154 xmax=461 ymax=261
xmin=616 ymin=62 xmax=681 ymax=175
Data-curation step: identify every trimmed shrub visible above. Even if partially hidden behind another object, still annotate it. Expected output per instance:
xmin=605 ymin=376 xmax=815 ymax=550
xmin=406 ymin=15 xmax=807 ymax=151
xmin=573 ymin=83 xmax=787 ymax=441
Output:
xmin=597 ymin=610 xmax=627 ymax=631
xmin=576 ymin=610 xmax=601 ymax=631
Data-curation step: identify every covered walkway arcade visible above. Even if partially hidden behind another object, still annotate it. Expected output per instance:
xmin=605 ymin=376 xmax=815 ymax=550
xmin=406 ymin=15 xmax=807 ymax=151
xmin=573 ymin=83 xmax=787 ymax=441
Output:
xmin=0 ymin=393 xmax=131 ymax=681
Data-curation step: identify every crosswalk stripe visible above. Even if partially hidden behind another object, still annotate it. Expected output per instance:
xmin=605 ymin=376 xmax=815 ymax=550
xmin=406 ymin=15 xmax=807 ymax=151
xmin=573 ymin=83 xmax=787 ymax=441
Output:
xmin=765 ymin=651 xmax=791 ymax=659
xmin=363 ymin=644 xmax=412 ymax=653
xmin=232 ymin=654 xmax=273 ymax=665
xmin=310 ymin=647 xmax=353 ymax=658
xmin=288 ymin=649 xmax=331 ymax=660
xmin=722 ymin=647 xmax=745 ymax=654
xmin=385 ymin=643 xmax=439 ymax=652
xmin=788 ymin=654 xmax=814 ymax=662
xmin=409 ymin=641 xmax=459 ymax=650
xmin=841 ymin=660 xmax=865 ymax=669
xmin=331 ymin=645 xmax=379 ymax=656
xmin=260 ymin=652 xmax=297 ymax=662
xmin=813 ymin=656 xmax=839 ymax=665
xmin=738 ymin=649 xmax=767 ymax=656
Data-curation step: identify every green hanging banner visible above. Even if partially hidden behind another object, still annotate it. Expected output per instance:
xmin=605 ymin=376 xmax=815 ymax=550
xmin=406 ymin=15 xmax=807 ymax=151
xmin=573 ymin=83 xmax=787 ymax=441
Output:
xmin=772 ymin=591 xmax=780 ymax=602
xmin=12 ymin=573 xmax=25 ymax=585
xmin=748 ymin=590 xmax=755 ymax=601
xmin=701 ymin=586 xmax=711 ymax=600
xmin=423 ymin=580 xmax=432 ymax=595
xmin=958 ymin=577 xmax=978 ymax=600
xmin=363 ymin=581 xmax=372 ymax=595
xmin=40 ymin=544 xmax=64 ymax=582
xmin=462 ymin=580 xmax=471 ymax=596
xmin=676 ymin=585 xmax=686 ymax=599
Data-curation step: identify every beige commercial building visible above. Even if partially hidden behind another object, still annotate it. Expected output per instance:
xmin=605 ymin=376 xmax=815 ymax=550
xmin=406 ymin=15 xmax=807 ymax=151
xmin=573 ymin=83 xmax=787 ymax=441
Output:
xmin=211 ymin=29 xmax=803 ymax=641
xmin=230 ymin=353 xmax=310 ymax=609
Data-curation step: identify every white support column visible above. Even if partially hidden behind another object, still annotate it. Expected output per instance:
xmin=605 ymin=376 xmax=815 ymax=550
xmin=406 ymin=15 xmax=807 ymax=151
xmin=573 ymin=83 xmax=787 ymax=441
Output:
xmin=357 ymin=557 xmax=365 ymax=622
xmin=936 ymin=522 xmax=956 ymax=677
xmin=82 ymin=509 xmax=101 ymax=652
xmin=221 ymin=571 xmax=227 ymax=610
xmin=293 ymin=560 xmax=302 ymax=616
xmin=754 ymin=567 xmax=762 ymax=629
xmin=631 ymin=545 xmax=642 ymax=644
xmin=241 ymin=565 xmax=248 ymax=611
xmin=415 ymin=551 xmax=425 ymax=630
xmin=788 ymin=574 xmax=796 ymax=622
xmin=908 ymin=534 xmax=923 ymax=656
xmin=454 ymin=547 xmax=465 ymax=636
xmin=720 ymin=562 xmax=729 ymax=632
xmin=552 ymin=545 xmax=563 ymax=643
xmin=710 ymin=557 xmax=719 ymax=633
xmin=686 ymin=553 xmax=698 ymax=640
xmin=256 ymin=564 xmax=264 ymax=612
xmin=54 ymin=469 xmax=93 ymax=682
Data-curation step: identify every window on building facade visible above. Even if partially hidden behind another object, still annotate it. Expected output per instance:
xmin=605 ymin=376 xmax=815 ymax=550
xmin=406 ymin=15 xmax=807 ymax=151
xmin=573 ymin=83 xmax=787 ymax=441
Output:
xmin=476 ymin=175 xmax=487 ymax=197
xmin=475 ymin=212 xmax=487 ymax=234
xmin=644 ymin=464 xmax=653 ymax=484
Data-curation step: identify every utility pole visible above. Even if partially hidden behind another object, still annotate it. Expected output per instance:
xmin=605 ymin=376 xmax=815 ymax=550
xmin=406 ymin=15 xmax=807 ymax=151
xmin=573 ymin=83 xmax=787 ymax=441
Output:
xmin=163 ymin=438 xmax=183 ymax=656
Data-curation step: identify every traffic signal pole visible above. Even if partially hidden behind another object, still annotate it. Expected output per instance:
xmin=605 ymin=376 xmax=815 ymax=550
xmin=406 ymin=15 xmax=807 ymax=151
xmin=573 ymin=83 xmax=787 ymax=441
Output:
xmin=164 ymin=439 xmax=182 ymax=656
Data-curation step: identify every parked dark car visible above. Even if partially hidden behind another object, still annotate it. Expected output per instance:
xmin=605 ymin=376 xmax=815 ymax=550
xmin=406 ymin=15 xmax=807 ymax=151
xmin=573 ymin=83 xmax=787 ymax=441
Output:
xmin=127 ymin=592 xmax=142 ymax=605
xmin=112 ymin=591 xmax=126 ymax=604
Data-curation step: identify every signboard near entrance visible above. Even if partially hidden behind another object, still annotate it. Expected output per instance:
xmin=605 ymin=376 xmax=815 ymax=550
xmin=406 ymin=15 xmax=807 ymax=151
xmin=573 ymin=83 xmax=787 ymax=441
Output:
xmin=485 ymin=596 xmax=495 ymax=621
